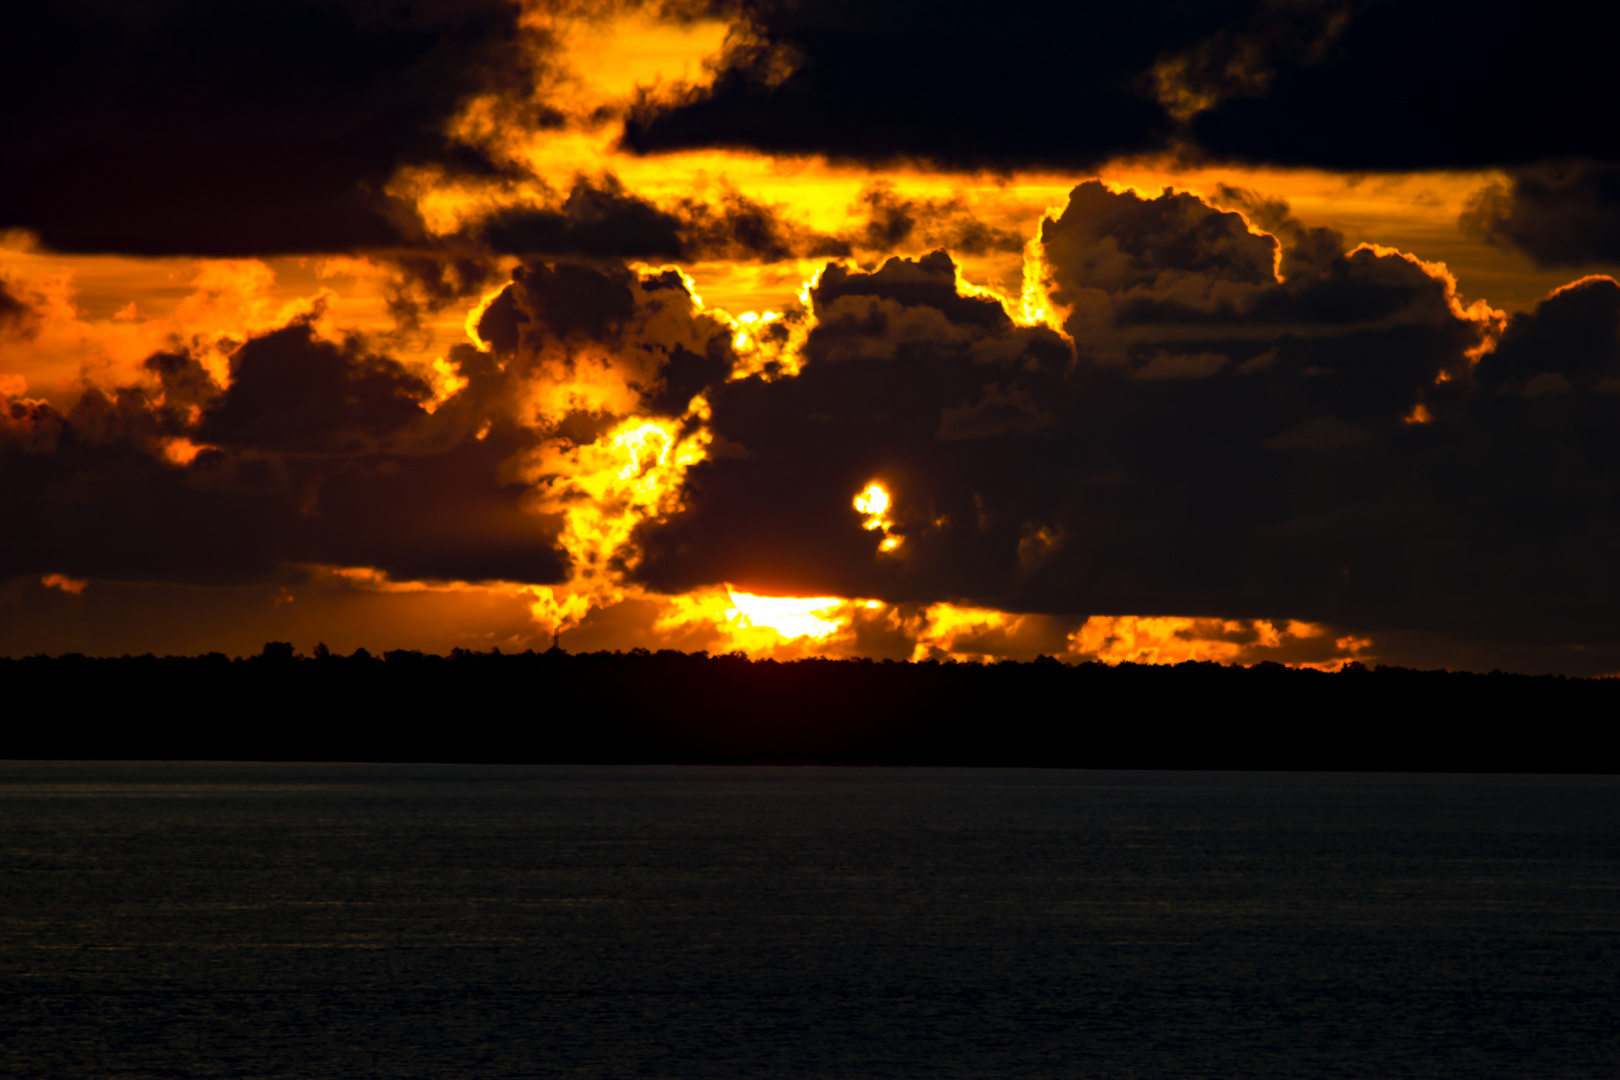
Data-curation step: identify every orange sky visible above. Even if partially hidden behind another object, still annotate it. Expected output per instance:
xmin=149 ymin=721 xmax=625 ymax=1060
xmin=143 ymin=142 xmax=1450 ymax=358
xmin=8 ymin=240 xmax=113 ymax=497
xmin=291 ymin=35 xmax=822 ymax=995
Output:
xmin=4 ymin=1 xmax=1617 ymax=670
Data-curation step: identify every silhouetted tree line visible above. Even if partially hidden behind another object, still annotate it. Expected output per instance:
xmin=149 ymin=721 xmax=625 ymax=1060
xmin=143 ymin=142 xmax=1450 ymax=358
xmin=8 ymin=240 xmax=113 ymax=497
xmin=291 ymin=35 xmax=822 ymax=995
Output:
xmin=3 ymin=645 xmax=1613 ymax=772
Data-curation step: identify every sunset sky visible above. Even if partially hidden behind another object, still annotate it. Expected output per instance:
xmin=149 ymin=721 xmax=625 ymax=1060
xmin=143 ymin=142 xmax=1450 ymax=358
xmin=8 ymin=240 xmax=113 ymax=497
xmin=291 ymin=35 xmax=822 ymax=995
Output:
xmin=5 ymin=0 xmax=1620 ymax=673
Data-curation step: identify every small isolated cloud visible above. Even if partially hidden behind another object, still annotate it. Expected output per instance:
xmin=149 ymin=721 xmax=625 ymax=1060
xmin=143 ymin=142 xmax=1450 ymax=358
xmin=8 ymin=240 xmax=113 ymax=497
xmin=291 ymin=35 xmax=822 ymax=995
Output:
xmin=40 ymin=573 xmax=87 ymax=595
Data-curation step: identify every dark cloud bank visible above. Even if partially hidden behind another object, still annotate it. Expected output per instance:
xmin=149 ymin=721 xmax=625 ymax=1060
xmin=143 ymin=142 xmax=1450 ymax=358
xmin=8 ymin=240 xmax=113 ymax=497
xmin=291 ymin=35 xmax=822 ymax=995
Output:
xmin=628 ymin=0 xmax=1292 ymax=169
xmin=3 ymin=316 xmax=566 ymax=588
xmin=10 ymin=181 xmax=1620 ymax=669
xmin=10 ymin=182 xmax=1620 ymax=669
xmin=0 ymin=0 xmax=548 ymax=256
xmin=1463 ymin=162 xmax=1620 ymax=269
xmin=10 ymin=0 xmax=1620 ymax=265
xmin=626 ymin=0 xmax=1620 ymax=273
xmin=630 ymin=0 xmax=1620 ymax=171
xmin=633 ymin=183 xmax=1620 ymax=661
xmin=6 ymin=0 xmax=1616 ymax=306
xmin=6 ymin=0 xmax=1620 ymax=674
xmin=0 ymin=0 xmax=1021 ymax=265
xmin=1 ymin=254 xmax=745 ymax=590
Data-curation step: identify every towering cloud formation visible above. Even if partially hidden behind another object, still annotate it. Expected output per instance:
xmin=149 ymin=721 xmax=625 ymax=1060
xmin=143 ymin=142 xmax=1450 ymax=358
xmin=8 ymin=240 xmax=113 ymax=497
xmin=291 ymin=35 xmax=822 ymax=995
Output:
xmin=0 ymin=247 xmax=759 ymax=598
xmin=5 ymin=0 xmax=1620 ymax=670
xmin=9 ymin=176 xmax=1620 ymax=665
xmin=634 ymin=182 xmax=1620 ymax=650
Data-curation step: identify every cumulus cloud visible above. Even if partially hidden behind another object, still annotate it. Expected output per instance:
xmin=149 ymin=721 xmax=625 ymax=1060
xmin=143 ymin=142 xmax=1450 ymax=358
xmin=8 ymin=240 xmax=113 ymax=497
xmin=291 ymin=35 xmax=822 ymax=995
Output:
xmin=1474 ymin=277 xmax=1620 ymax=393
xmin=1461 ymin=161 xmax=1620 ymax=268
xmin=11 ymin=179 xmax=1620 ymax=666
xmin=0 ymin=247 xmax=758 ymax=594
xmin=1 ymin=331 xmax=566 ymax=586
xmin=627 ymin=182 xmax=1620 ymax=653
xmin=197 ymin=318 xmax=433 ymax=454
xmin=12 ymin=2 xmax=1620 ymax=673
xmin=476 ymin=179 xmax=691 ymax=260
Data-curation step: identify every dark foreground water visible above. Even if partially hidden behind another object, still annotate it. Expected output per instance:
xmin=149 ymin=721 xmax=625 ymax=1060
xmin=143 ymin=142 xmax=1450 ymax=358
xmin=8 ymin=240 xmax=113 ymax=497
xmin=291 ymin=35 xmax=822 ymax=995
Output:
xmin=2 ymin=764 xmax=1617 ymax=1079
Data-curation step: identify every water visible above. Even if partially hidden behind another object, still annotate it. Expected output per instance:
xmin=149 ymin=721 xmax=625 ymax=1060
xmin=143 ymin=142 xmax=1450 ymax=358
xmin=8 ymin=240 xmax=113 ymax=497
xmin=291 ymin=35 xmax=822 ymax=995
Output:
xmin=2 ymin=763 xmax=1617 ymax=1079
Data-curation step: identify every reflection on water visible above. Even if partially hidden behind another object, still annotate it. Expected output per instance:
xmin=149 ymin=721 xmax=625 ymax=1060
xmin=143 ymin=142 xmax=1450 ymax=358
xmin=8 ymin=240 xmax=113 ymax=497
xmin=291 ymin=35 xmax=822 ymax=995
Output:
xmin=2 ymin=763 xmax=1617 ymax=1078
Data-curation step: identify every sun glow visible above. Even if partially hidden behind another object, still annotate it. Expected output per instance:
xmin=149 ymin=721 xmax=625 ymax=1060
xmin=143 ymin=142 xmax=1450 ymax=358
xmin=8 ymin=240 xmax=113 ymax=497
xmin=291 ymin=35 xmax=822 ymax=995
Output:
xmin=613 ymin=421 xmax=674 ymax=480
xmin=854 ymin=483 xmax=889 ymax=523
xmin=524 ymin=404 xmax=711 ymax=634
xmin=159 ymin=437 xmax=210 ymax=466
xmin=854 ymin=482 xmax=903 ymax=552
xmin=463 ymin=281 xmax=513 ymax=353
xmin=424 ymin=356 xmax=468 ymax=411
xmin=40 ymin=573 xmax=89 ymax=595
xmin=1067 ymin=615 xmax=1369 ymax=671
xmin=1019 ymin=234 xmax=1057 ymax=330
xmin=13 ymin=3 xmax=1550 ymax=671
xmin=725 ymin=589 xmax=847 ymax=640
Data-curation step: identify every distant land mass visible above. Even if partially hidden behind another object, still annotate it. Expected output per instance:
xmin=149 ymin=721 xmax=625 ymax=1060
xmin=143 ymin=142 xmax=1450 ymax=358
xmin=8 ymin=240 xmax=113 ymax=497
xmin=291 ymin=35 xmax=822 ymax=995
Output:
xmin=4 ymin=647 xmax=1611 ymax=773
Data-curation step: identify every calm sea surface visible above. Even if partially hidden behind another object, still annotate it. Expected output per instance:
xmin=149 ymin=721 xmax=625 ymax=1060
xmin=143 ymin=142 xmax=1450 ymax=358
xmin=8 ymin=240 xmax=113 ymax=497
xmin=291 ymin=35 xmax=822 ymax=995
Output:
xmin=1 ymin=763 xmax=1616 ymax=1079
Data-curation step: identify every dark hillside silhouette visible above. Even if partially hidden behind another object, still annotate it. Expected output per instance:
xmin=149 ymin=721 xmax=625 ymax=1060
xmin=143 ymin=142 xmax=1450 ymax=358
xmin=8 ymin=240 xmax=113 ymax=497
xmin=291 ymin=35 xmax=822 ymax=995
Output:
xmin=3 ymin=647 xmax=1613 ymax=772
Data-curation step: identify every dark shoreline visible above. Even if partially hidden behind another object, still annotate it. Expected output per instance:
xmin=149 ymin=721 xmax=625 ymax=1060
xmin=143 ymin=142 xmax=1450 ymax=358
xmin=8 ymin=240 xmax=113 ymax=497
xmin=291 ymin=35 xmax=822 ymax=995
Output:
xmin=5 ymin=648 xmax=1611 ymax=772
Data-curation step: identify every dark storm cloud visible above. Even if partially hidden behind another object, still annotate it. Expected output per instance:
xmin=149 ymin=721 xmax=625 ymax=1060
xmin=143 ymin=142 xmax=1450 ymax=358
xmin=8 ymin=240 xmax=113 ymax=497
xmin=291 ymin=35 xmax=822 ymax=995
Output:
xmin=632 ymin=182 xmax=1620 ymax=650
xmin=1043 ymin=182 xmax=1465 ymax=388
xmin=500 ymin=262 xmax=640 ymax=343
xmin=629 ymin=0 xmax=1620 ymax=175
xmin=625 ymin=0 xmax=1259 ymax=168
xmin=812 ymin=250 xmax=1015 ymax=333
xmin=0 ymin=253 xmax=742 ymax=588
xmin=477 ymin=181 xmax=690 ymax=260
xmin=1191 ymin=2 xmax=1620 ymax=169
xmin=1418 ymin=277 xmax=1620 ymax=639
xmin=143 ymin=351 xmax=220 ymax=411
xmin=1 ymin=392 xmax=289 ymax=584
xmin=1460 ymin=162 xmax=1620 ymax=268
xmin=472 ymin=256 xmax=741 ymax=420
xmin=1042 ymin=181 xmax=1277 ymax=297
xmin=0 ymin=0 xmax=534 ymax=256
xmin=197 ymin=319 xmax=433 ymax=454
xmin=1474 ymin=277 xmax=1620 ymax=393
xmin=0 ymin=316 xmax=569 ymax=586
